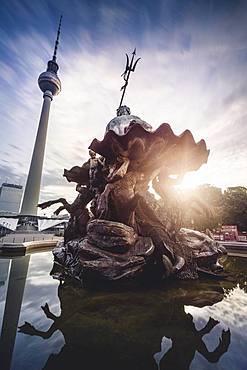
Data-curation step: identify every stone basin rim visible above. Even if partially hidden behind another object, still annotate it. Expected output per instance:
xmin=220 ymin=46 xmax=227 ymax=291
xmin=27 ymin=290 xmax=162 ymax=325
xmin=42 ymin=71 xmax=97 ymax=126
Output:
xmin=0 ymin=240 xmax=247 ymax=259
xmin=0 ymin=240 xmax=58 ymax=257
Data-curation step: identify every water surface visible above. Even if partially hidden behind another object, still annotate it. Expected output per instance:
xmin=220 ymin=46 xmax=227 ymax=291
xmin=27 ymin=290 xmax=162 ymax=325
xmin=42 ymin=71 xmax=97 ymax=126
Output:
xmin=0 ymin=251 xmax=246 ymax=370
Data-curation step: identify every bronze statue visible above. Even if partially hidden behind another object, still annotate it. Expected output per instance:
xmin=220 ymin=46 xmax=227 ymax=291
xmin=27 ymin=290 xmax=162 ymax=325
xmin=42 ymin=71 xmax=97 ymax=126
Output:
xmin=39 ymin=114 xmax=227 ymax=284
xmin=38 ymin=165 xmax=92 ymax=242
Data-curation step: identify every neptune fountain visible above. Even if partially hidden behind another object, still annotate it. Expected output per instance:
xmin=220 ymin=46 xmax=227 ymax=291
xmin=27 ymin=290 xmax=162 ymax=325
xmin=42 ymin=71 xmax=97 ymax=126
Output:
xmin=38 ymin=104 xmax=226 ymax=284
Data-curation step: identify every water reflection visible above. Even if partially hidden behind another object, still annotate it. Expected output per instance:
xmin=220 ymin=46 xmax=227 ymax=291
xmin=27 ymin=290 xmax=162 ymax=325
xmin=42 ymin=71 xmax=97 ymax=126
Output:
xmin=19 ymin=281 xmax=64 ymax=341
xmin=0 ymin=253 xmax=246 ymax=370
xmin=0 ymin=253 xmax=62 ymax=370
xmin=153 ymin=309 xmax=230 ymax=370
xmin=0 ymin=255 xmax=30 ymax=370
xmin=18 ymin=274 xmax=231 ymax=370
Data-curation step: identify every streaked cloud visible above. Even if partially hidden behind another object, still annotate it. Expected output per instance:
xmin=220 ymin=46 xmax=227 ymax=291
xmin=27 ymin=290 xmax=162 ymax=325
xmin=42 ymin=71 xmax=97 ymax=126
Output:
xmin=0 ymin=0 xmax=247 ymax=214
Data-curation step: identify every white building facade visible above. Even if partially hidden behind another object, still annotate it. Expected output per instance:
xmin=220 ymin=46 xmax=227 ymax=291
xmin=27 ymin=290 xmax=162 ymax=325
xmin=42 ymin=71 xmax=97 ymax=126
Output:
xmin=0 ymin=183 xmax=23 ymax=213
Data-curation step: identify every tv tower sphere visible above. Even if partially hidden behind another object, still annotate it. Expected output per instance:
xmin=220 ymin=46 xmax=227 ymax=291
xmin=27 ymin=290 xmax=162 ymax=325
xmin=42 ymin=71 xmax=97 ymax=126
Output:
xmin=38 ymin=66 xmax=61 ymax=96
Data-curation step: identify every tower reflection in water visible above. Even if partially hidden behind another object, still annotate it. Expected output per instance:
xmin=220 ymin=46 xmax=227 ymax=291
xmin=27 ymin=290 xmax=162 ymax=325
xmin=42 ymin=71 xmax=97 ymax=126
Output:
xmin=0 ymin=255 xmax=30 ymax=370
xmin=16 ymin=262 xmax=231 ymax=370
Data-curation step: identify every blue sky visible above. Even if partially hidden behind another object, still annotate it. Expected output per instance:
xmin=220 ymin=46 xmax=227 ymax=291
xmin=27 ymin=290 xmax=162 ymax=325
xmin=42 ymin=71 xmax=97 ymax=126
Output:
xmin=0 ymin=0 xmax=247 ymax=210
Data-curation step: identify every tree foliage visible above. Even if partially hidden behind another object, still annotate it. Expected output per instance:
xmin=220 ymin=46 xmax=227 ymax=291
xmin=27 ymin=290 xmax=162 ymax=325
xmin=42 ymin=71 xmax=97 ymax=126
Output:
xmin=180 ymin=185 xmax=247 ymax=232
xmin=221 ymin=187 xmax=247 ymax=231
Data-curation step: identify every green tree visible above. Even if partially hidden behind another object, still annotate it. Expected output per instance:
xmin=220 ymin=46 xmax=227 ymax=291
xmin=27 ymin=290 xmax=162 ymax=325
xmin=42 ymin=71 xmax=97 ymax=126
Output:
xmin=182 ymin=184 xmax=223 ymax=231
xmin=222 ymin=187 xmax=247 ymax=231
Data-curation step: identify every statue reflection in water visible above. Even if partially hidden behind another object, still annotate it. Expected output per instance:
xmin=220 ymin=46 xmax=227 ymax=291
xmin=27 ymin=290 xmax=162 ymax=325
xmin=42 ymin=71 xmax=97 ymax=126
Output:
xmin=18 ymin=275 xmax=231 ymax=370
xmin=154 ymin=308 xmax=230 ymax=370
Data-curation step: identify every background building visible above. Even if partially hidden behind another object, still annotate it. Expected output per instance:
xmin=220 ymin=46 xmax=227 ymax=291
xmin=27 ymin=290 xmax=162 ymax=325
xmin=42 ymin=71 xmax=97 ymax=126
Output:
xmin=0 ymin=183 xmax=23 ymax=213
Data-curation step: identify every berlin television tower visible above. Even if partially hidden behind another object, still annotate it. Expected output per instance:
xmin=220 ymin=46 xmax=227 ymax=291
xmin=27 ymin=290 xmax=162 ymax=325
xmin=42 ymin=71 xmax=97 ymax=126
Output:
xmin=20 ymin=16 xmax=62 ymax=215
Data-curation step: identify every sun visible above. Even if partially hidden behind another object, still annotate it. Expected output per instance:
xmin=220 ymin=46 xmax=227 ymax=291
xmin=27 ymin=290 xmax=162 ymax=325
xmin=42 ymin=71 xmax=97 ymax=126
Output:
xmin=176 ymin=170 xmax=209 ymax=190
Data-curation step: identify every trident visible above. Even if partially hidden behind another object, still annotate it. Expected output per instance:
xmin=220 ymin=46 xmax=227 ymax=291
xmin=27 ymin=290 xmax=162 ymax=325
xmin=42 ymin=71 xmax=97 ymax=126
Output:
xmin=118 ymin=48 xmax=141 ymax=109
